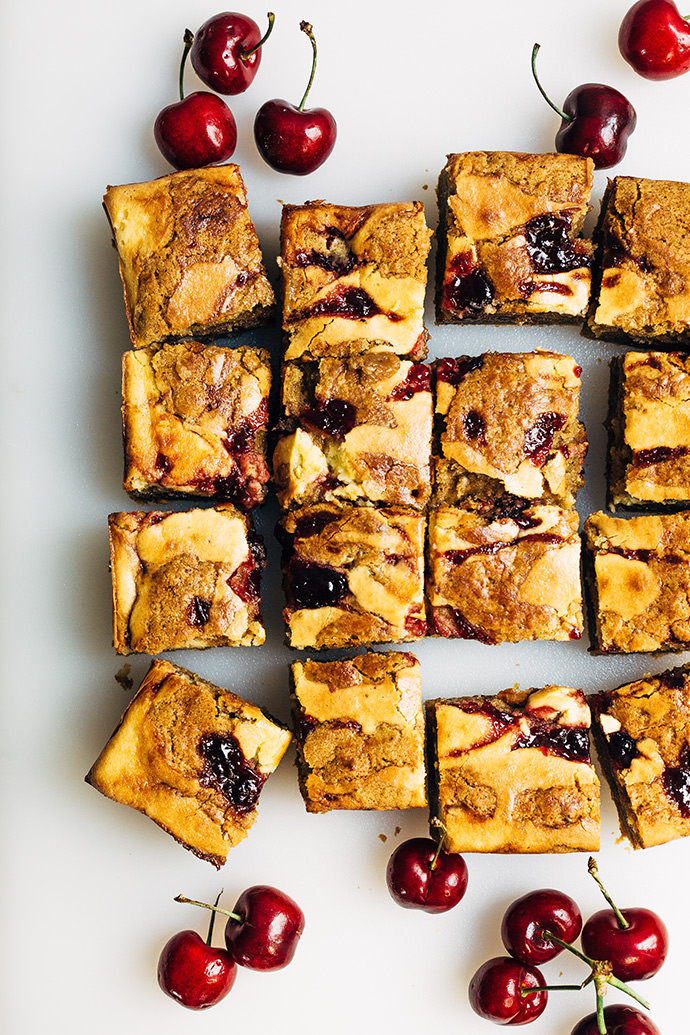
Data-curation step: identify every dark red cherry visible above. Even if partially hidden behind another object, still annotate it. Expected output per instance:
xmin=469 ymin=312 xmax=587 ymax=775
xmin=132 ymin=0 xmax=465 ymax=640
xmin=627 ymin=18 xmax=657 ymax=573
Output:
xmin=191 ymin=11 xmax=275 ymax=94
xmin=581 ymin=907 xmax=669 ymax=982
xmin=531 ymin=44 xmax=636 ymax=169
xmin=570 ymin=1004 xmax=661 ymax=1035
xmin=154 ymin=31 xmax=236 ymax=170
xmin=158 ymin=929 xmax=236 ymax=1010
xmin=501 ymin=889 xmax=582 ymax=966
xmin=224 ymin=885 xmax=305 ymax=970
xmin=619 ymin=1 xmax=690 ymax=80
xmin=254 ymin=21 xmax=336 ymax=174
xmin=386 ymin=837 xmax=468 ymax=914
xmin=469 ymin=957 xmax=547 ymax=1025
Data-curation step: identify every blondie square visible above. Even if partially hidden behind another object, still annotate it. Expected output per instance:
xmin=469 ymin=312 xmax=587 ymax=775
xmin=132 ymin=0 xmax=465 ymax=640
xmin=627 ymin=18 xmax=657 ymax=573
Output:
xmin=436 ymin=152 xmax=593 ymax=324
xmin=433 ymin=351 xmax=587 ymax=509
xmin=122 ymin=341 xmax=271 ymax=508
xmin=426 ymin=686 xmax=600 ymax=853
xmin=280 ymin=201 xmax=431 ymax=361
xmin=103 ymin=165 xmax=275 ymax=349
xmin=584 ymin=511 xmax=690 ymax=653
xmin=607 ymin=352 xmax=690 ymax=511
xmin=279 ymin=503 xmax=427 ymax=649
xmin=290 ymin=652 xmax=426 ymax=813
xmin=108 ymin=505 xmax=265 ymax=654
xmin=273 ymin=353 xmax=432 ymax=510
xmin=426 ymin=502 xmax=583 ymax=643
xmin=86 ymin=659 xmax=291 ymax=867
xmin=592 ymin=665 xmax=690 ymax=849
xmin=587 ymin=176 xmax=690 ymax=347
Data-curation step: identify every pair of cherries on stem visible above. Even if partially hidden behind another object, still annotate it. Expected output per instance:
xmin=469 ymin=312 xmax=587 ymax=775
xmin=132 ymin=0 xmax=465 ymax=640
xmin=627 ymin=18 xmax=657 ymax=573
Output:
xmin=157 ymin=885 xmax=305 ymax=1010
xmin=385 ymin=821 xmax=469 ymax=913
xmin=469 ymin=858 xmax=667 ymax=1032
xmin=154 ymin=14 xmax=336 ymax=174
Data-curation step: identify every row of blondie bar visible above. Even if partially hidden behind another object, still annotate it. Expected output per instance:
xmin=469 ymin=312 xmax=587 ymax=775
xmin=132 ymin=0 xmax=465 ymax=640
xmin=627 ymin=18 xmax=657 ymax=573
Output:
xmin=86 ymin=651 xmax=690 ymax=866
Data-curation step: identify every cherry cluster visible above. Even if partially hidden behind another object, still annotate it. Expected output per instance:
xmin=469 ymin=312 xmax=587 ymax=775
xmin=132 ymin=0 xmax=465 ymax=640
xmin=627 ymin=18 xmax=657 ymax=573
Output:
xmin=154 ymin=12 xmax=336 ymax=175
xmin=157 ymin=884 xmax=304 ymax=1010
xmin=531 ymin=1 xmax=690 ymax=168
xmin=468 ymin=858 xmax=667 ymax=1034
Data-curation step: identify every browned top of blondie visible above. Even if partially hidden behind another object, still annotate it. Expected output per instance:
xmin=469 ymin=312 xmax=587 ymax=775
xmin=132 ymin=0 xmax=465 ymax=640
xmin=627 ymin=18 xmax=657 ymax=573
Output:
xmin=86 ymin=659 xmax=291 ymax=867
xmin=104 ymin=166 xmax=275 ymax=348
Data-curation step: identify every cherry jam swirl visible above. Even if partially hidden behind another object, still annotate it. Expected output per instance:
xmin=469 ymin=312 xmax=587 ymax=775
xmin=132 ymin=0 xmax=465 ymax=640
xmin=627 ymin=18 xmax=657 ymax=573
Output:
xmin=443 ymin=252 xmax=494 ymax=316
xmin=198 ymin=733 xmax=266 ymax=814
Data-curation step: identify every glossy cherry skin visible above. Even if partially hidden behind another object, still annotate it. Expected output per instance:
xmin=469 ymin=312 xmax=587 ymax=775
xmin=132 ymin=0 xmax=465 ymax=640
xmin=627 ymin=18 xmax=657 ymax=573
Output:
xmin=157 ymin=930 xmax=236 ymax=1009
xmin=570 ymin=1004 xmax=661 ymax=1035
xmin=555 ymin=84 xmax=636 ymax=169
xmin=619 ymin=0 xmax=690 ymax=80
xmin=254 ymin=99 xmax=336 ymax=174
xmin=469 ymin=957 xmax=547 ymax=1025
xmin=154 ymin=92 xmax=237 ymax=170
xmin=191 ymin=12 xmax=265 ymax=95
xmin=224 ymin=885 xmax=304 ymax=970
xmin=581 ymin=907 xmax=669 ymax=981
xmin=386 ymin=837 xmax=468 ymax=913
xmin=501 ymin=889 xmax=582 ymax=965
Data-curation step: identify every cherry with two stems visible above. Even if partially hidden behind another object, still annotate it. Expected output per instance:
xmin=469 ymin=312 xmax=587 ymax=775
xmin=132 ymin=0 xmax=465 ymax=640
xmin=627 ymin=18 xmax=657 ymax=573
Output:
xmin=531 ymin=43 xmax=637 ymax=169
xmin=501 ymin=888 xmax=582 ymax=966
xmin=570 ymin=1004 xmax=661 ymax=1035
xmin=619 ymin=1 xmax=690 ymax=80
xmin=581 ymin=857 xmax=669 ymax=983
xmin=468 ymin=956 xmax=548 ymax=1025
xmin=154 ymin=30 xmax=237 ymax=170
xmin=157 ymin=892 xmax=236 ymax=1010
xmin=191 ymin=11 xmax=276 ymax=95
xmin=386 ymin=822 xmax=468 ymax=913
xmin=254 ymin=21 xmax=336 ymax=174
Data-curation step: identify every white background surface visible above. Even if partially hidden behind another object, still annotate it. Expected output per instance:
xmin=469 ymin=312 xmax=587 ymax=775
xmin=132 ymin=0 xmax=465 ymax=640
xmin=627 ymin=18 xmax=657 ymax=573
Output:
xmin=2 ymin=0 xmax=689 ymax=1032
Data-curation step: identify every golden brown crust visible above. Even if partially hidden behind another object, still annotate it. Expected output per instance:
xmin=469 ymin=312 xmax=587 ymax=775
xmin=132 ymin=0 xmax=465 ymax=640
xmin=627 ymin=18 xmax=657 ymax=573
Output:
xmin=290 ymin=652 xmax=426 ymax=813
xmin=103 ymin=166 xmax=275 ymax=348
xmin=86 ymin=659 xmax=291 ymax=866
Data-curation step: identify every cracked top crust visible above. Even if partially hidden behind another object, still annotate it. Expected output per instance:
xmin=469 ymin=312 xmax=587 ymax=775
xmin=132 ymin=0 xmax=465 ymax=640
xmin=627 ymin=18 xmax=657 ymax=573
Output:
xmin=436 ymin=152 xmax=593 ymax=324
xmin=108 ymin=505 xmax=265 ymax=654
xmin=86 ymin=659 xmax=291 ymax=867
xmin=592 ymin=666 xmax=690 ymax=848
xmin=280 ymin=201 xmax=431 ymax=361
xmin=588 ymin=176 xmax=690 ymax=346
xmin=290 ymin=652 xmax=426 ymax=813
xmin=279 ymin=503 xmax=427 ymax=649
xmin=104 ymin=166 xmax=275 ymax=348
xmin=584 ymin=511 xmax=690 ymax=653
xmin=427 ymin=503 xmax=583 ymax=643
xmin=433 ymin=351 xmax=586 ymax=508
xmin=123 ymin=341 xmax=271 ymax=508
xmin=426 ymin=686 xmax=599 ymax=853
xmin=273 ymin=353 xmax=432 ymax=510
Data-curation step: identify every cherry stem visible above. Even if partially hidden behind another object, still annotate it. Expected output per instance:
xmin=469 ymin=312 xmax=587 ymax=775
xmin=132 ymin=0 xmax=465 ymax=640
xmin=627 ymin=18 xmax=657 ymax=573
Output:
xmin=242 ymin=12 xmax=275 ymax=59
xmin=587 ymin=856 xmax=630 ymax=930
xmin=298 ymin=21 xmax=318 ymax=112
xmin=521 ymin=984 xmax=582 ymax=995
xmin=174 ymin=893 xmax=242 ymax=924
xmin=541 ymin=929 xmax=650 ymax=1017
xmin=531 ymin=43 xmax=572 ymax=125
xmin=179 ymin=29 xmax=194 ymax=102
xmin=429 ymin=816 xmax=448 ymax=870
xmin=205 ymin=891 xmax=223 ymax=946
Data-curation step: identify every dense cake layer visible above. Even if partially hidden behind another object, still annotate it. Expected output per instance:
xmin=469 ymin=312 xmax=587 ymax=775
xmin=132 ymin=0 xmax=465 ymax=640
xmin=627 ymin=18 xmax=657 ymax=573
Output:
xmin=592 ymin=666 xmax=690 ymax=849
xmin=608 ymin=352 xmax=690 ymax=510
xmin=584 ymin=511 xmax=690 ymax=653
xmin=433 ymin=351 xmax=587 ymax=508
xmin=104 ymin=166 xmax=275 ymax=348
xmin=279 ymin=503 xmax=427 ymax=649
xmin=426 ymin=502 xmax=583 ymax=643
xmin=109 ymin=505 xmax=265 ymax=654
xmin=280 ymin=201 xmax=431 ymax=361
xmin=426 ymin=686 xmax=600 ymax=853
xmin=436 ymin=152 xmax=593 ymax=325
xmin=290 ymin=652 xmax=426 ymax=813
xmin=273 ymin=353 xmax=432 ymax=509
xmin=86 ymin=659 xmax=291 ymax=867
xmin=587 ymin=176 xmax=690 ymax=346
xmin=123 ymin=341 xmax=271 ymax=508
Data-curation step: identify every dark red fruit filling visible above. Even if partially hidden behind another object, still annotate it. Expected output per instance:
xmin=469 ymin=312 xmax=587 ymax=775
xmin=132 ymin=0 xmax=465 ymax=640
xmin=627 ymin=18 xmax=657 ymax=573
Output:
xmin=294 ymin=227 xmax=358 ymax=276
xmin=513 ymin=720 xmax=590 ymax=763
xmin=662 ymin=745 xmax=690 ymax=817
xmin=155 ymin=452 xmax=171 ymax=472
xmin=198 ymin=733 xmax=266 ymax=813
xmin=607 ymin=728 xmax=639 ymax=769
xmin=523 ymin=213 xmax=590 ymax=273
xmin=524 ymin=411 xmax=566 ymax=465
xmin=289 ymin=559 xmax=349 ymax=609
xmin=188 ymin=596 xmax=212 ymax=626
xmin=632 ymin=445 xmax=690 ymax=467
xmin=291 ymin=510 xmax=341 ymax=539
xmin=301 ymin=286 xmax=397 ymax=321
xmin=443 ymin=252 xmax=494 ymax=316
xmin=493 ymin=496 xmax=541 ymax=529
xmin=462 ymin=409 xmax=486 ymax=441
xmin=658 ymin=668 xmax=688 ymax=691
xmin=430 ymin=606 xmax=497 ymax=644
xmin=389 ymin=363 xmax=431 ymax=400
xmin=435 ymin=354 xmax=484 ymax=386
xmin=303 ymin=398 xmax=357 ymax=438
